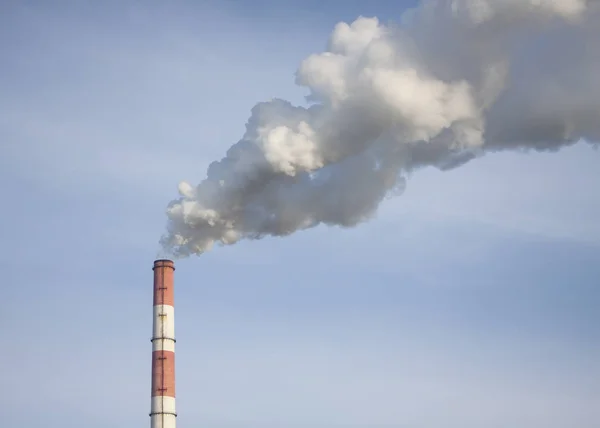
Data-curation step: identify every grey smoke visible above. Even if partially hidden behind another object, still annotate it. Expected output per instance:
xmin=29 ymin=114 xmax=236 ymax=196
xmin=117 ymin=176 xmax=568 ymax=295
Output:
xmin=160 ymin=0 xmax=600 ymax=257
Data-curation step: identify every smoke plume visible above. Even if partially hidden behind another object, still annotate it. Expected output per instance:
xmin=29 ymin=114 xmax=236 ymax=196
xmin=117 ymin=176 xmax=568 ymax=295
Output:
xmin=161 ymin=0 xmax=600 ymax=257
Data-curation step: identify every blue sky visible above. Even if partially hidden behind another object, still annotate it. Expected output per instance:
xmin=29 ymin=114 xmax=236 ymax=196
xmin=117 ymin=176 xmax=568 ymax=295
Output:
xmin=2 ymin=1 xmax=599 ymax=427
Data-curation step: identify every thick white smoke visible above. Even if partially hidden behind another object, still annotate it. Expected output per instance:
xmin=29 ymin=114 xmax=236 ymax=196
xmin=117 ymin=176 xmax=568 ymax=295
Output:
xmin=161 ymin=0 xmax=600 ymax=257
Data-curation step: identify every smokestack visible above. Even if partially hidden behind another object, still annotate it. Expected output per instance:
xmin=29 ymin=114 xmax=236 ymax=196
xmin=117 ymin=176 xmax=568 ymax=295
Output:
xmin=150 ymin=259 xmax=176 ymax=428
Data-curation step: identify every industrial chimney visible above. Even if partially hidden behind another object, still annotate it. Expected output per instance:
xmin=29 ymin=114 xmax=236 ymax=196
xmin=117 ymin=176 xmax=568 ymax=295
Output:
xmin=151 ymin=259 xmax=177 ymax=428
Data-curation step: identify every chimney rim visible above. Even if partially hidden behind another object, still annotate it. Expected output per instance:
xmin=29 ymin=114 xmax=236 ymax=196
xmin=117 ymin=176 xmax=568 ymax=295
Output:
xmin=153 ymin=259 xmax=175 ymax=270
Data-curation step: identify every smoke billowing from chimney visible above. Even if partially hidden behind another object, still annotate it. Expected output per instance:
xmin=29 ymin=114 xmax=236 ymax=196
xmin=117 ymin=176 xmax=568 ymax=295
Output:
xmin=160 ymin=0 xmax=600 ymax=257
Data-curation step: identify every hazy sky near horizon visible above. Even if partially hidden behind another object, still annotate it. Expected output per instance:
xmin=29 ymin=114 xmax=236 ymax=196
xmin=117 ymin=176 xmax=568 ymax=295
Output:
xmin=2 ymin=1 xmax=599 ymax=427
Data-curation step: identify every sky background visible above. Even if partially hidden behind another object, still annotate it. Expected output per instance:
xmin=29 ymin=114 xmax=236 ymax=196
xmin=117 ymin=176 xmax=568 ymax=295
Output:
xmin=2 ymin=1 xmax=599 ymax=427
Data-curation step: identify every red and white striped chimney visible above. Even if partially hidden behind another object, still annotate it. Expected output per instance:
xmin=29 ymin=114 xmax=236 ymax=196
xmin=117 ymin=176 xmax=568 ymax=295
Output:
xmin=151 ymin=259 xmax=176 ymax=428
